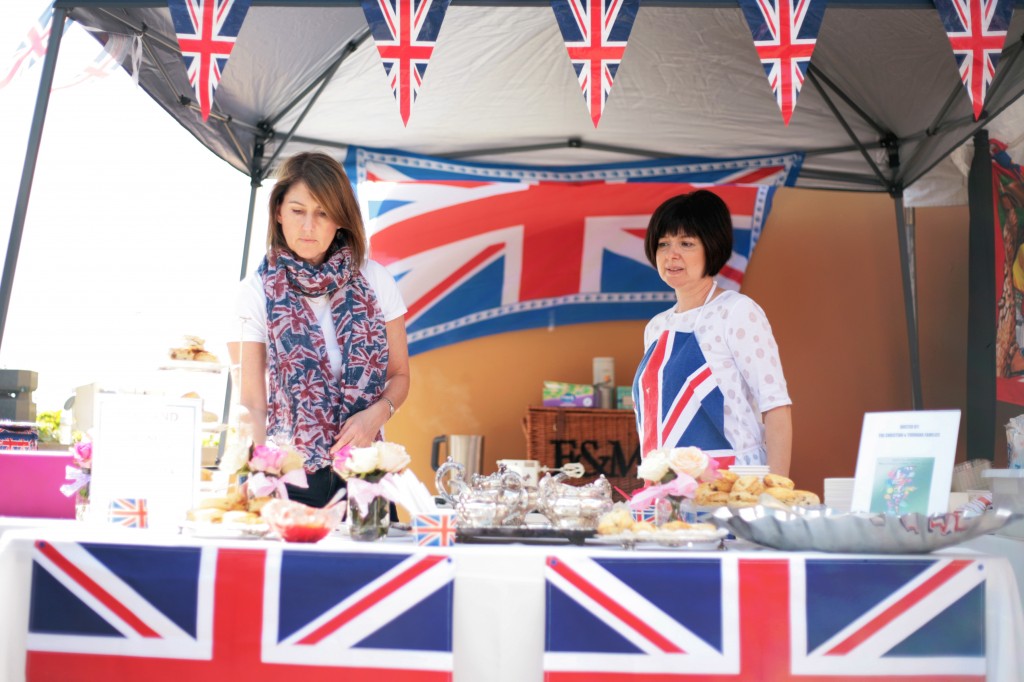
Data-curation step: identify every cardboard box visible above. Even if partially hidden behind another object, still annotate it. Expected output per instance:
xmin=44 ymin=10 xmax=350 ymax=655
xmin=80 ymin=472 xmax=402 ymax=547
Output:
xmin=616 ymin=386 xmax=634 ymax=410
xmin=542 ymin=381 xmax=595 ymax=408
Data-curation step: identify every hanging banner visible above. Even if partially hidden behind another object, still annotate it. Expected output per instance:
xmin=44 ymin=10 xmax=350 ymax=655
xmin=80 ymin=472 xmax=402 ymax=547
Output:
xmin=932 ymin=0 xmax=1013 ymax=121
xmin=349 ymin=147 xmax=802 ymax=355
xmin=168 ymin=0 xmax=252 ymax=121
xmin=551 ymin=0 xmax=640 ymax=127
xmin=361 ymin=0 xmax=452 ymax=126
xmin=736 ymin=0 xmax=827 ymax=126
xmin=994 ymin=139 xmax=1024 ymax=404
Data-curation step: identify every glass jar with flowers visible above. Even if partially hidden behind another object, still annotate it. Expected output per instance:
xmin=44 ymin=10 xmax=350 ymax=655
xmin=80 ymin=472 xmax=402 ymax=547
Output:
xmin=60 ymin=440 xmax=92 ymax=520
xmin=333 ymin=442 xmax=411 ymax=541
xmin=630 ymin=446 xmax=719 ymax=525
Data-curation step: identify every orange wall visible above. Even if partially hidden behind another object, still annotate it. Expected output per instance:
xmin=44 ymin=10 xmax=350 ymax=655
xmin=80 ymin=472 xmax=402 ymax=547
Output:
xmin=387 ymin=188 xmax=983 ymax=498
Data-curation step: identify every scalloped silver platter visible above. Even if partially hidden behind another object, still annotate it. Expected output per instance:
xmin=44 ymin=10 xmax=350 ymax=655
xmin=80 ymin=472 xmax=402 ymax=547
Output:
xmin=592 ymin=527 xmax=727 ymax=550
xmin=711 ymin=506 xmax=1021 ymax=554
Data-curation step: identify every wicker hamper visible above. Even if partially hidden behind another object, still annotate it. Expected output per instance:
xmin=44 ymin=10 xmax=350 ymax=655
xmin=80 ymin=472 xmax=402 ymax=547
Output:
xmin=523 ymin=406 xmax=643 ymax=498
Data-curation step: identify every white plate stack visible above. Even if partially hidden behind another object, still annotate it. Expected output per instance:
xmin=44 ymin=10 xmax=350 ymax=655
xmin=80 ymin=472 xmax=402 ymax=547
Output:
xmin=824 ymin=478 xmax=855 ymax=512
xmin=728 ymin=465 xmax=771 ymax=480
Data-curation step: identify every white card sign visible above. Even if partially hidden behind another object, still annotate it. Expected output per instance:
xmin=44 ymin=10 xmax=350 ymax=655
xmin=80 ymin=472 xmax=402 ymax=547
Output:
xmin=88 ymin=394 xmax=201 ymax=530
xmin=851 ymin=410 xmax=961 ymax=516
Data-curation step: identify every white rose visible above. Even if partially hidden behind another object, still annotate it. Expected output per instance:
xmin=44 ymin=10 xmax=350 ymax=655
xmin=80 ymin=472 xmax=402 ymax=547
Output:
xmin=345 ymin=446 xmax=379 ymax=475
xmin=668 ymin=447 xmax=708 ymax=479
xmin=377 ymin=441 xmax=411 ymax=472
xmin=218 ymin=442 xmax=249 ymax=475
xmin=637 ymin=448 xmax=671 ymax=482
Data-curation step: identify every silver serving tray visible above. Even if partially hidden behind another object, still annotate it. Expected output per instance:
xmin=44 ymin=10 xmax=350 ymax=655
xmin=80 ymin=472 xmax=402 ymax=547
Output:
xmin=712 ymin=506 xmax=1021 ymax=554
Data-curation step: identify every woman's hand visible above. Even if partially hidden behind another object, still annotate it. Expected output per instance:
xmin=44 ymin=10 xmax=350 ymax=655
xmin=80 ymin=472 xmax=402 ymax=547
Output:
xmin=330 ymin=401 xmax=391 ymax=453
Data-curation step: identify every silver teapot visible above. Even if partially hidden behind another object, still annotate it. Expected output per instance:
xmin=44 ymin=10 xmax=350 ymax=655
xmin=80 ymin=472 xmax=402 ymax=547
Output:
xmin=537 ymin=472 xmax=613 ymax=530
xmin=435 ymin=456 xmax=529 ymax=528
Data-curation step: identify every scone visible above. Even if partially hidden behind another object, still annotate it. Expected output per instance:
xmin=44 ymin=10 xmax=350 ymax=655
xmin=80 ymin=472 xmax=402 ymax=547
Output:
xmin=661 ymin=520 xmax=691 ymax=531
xmin=187 ymin=507 xmax=224 ymax=523
xmin=695 ymin=482 xmax=729 ymax=506
xmin=222 ymin=510 xmax=262 ymax=525
xmin=727 ymin=490 xmax=759 ymax=507
xmin=764 ymin=473 xmax=795 ymax=490
xmin=708 ymin=470 xmax=738 ymax=492
xmin=789 ymin=490 xmax=821 ymax=507
xmin=731 ymin=475 xmax=765 ymax=497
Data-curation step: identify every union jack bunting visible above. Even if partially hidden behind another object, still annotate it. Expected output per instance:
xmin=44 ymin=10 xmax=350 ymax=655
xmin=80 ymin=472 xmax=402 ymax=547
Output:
xmin=107 ymin=498 xmax=149 ymax=528
xmin=0 ymin=2 xmax=65 ymax=90
xmin=544 ymin=554 xmax=988 ymax=680
xmin=27 ymin=541 xmax=455 ymax=680
xmin=933 ymin=0 xmax=1014 ymax=120
xmin=736 ymin=0 xmax=827 ymax=125
xmin=412 ymin=512 xmax=457 ymax=546
xmin=349 ymin=146 xmax=801 ymax=355
xmin=361 ymin=0 xmax=452 ymax=126
xmin=551 ymin=0 xmax=640 ymax=127
xmin=167 ymin=0 xmax=252 ymax=121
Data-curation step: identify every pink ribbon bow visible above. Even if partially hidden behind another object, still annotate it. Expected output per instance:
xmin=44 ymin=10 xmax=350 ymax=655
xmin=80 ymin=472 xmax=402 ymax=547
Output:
xmin=60 ymin=465 xmax=91 ymax=497
xmin=347 ymin=475 xmax=398 ymax=515
xmin=247 ymin=469 xmax=308 ymax=500
xmin=628 ymin=474 xmax=698 ymax=511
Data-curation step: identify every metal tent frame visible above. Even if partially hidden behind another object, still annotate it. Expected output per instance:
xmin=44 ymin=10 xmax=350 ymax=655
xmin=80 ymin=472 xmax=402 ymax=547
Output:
xmin=4 ymin=0 xmax=1023 ymax=460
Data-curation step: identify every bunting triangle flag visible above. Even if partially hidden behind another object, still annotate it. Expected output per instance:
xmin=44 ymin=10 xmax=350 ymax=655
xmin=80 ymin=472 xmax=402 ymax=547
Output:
xmin=736 ymin=0 xmax=827 ymax=126
xmin=551 ymin=0 xmax=640 ymax=127
xmin=0 ymin=2 xmax=65 ymax=90
xmin=932 ymin=0 xmax=1014 ymax=121
xmin=167 ymin=0 xmax=252 ymax=121
xmin=361 ymin=0 xmax=452 ymax=126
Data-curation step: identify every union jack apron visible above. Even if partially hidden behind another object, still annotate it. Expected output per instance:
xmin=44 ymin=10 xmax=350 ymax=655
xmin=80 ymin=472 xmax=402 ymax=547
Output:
xmin=632 ymin=284 xmax=738 ymax=467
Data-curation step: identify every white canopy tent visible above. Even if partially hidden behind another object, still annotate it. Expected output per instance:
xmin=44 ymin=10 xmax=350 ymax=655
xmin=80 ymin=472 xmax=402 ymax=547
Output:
xmin=6 ymin=0 xmax=1024 ymax=455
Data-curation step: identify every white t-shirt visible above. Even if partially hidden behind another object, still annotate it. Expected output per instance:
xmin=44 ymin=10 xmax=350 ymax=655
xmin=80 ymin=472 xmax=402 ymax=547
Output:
xmin=234 ymin=259 xmax=406 ymax=380
xmin=642 ymin=287 xmax=791 ymax=465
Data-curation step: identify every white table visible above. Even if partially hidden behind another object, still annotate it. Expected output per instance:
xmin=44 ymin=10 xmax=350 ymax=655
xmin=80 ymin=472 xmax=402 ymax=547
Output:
xmin=0 ymin=522 xmax=1021 ymax=682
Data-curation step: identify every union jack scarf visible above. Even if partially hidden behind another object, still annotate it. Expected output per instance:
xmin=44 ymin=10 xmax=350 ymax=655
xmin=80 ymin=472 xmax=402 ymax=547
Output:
xmin=260 ymin=247 xmax=389 ymax=473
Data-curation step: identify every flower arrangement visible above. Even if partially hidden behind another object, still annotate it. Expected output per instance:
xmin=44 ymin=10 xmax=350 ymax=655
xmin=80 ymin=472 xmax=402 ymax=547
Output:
xmin=630 ymin=446 xmax=720 ymax=516
xmin=245 ymin=443 xmax=308 ymax=500
xmin=332 ymin=441 xmax=411 ymax=541
xmin=60 ymin=440 xmax=92 ymax=518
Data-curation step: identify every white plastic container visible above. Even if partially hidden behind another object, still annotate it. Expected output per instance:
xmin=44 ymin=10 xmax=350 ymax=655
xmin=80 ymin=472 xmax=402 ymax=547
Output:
xmin=982 ymin=469 xmax=1024 ymax=539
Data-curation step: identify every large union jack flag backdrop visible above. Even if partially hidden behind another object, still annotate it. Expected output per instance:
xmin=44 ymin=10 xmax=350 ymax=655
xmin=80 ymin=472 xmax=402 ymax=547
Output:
xmin=361 ymin=0 xmax=452 ymax=126
xmin=933 ymin=0 xmax=1014 ymax=121
xmin=544 ymin=554 xmax=988 ymax=680
xmin=551 ymin=0 xmax=640 ymax=127
xmin=168 ymin=0 xmax=252 ymax=121
xmin=349 ymin=146 xmax=801 ymax=355
xmin=26 ymin=540 xmax=455 ymax=680
xmin=737 ymin=0 xmax=827 ymax=126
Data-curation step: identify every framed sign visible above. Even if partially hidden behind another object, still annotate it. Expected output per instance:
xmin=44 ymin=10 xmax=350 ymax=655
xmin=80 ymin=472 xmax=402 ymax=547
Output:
xmin=851 ymin=410 xmax=961 ymax=516
xmin=88 ymin=393 xmax=202 ymax=530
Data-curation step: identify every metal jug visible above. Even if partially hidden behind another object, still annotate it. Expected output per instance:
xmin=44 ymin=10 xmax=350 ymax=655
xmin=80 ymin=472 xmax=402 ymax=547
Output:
xmin=430 ymin=434 xmax=484 ymax=478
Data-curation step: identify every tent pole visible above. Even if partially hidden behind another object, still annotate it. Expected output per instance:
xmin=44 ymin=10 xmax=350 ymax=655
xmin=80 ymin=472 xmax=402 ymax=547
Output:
xmin=966 ymin=130 xmax=996 ymax=461
xmin=218 ymin=144 xmax=265 ymax=463
xmin=0 ymin=8 xmax=69 ymax=353
xmin=893 ymin=192 xmax=923 ymax=410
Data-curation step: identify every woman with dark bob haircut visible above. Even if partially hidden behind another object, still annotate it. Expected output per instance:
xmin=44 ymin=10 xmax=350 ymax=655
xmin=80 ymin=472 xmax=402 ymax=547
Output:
xmin=632 ymin=189 xmax=792 ymax=475
xmin=229 ymin=152 xmax=410 ymax=507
